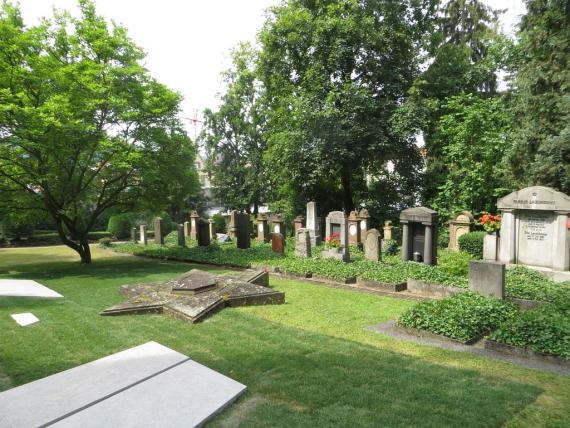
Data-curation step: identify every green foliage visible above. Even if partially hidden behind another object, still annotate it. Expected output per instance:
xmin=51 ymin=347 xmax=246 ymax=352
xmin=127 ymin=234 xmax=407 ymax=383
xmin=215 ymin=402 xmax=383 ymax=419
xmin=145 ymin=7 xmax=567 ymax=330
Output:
xmin=437 ymin=249 xmax=476 ymax=277
xmin=489 ymin=304 xmax=570 ymax=359
xmin=98 ymin=237 xmax=113 ymax=247
xmin=107 ymin=215 xmax=132 ymax=240
xmin=0 ymin=1 xmax=199 ymax=263
xmin=398 ymin=292 xmax=518 ymax=342
xmin=381 ymin=239 xmax=399 ymax=256
xmin=0 ymin=217 xmax=35 ymax=240
xmin=458 ymin=231 xmax=485 ymax=259
xmin=212 ymin=213 xmax=226 ymax=234
xmin=505 ymin=266 xmax=570 ymax=305
xmin=437 ymin=227 xmax=449 ymax=249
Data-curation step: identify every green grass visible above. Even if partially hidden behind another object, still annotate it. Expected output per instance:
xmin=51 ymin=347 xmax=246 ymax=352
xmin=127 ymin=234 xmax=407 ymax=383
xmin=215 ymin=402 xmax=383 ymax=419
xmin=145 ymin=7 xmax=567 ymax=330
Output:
xmin=0 ymin=246 xmax=569 ymax=427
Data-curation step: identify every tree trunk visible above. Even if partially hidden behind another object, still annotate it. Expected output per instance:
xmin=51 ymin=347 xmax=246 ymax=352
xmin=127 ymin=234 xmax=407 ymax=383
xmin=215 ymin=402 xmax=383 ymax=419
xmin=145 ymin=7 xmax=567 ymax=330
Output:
xmin=53 ymin=218 xmax=93 ymax=264
xmin=78 ymin=238 xmax=92 ymax=264
xmin=341 ymin=165 xmax=355 ymax=213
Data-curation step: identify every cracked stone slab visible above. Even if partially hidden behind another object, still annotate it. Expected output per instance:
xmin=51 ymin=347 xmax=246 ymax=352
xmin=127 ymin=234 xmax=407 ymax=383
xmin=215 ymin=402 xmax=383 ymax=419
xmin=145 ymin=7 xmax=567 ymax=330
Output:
xmin=236 ymin=270 xmax=269 ymax=287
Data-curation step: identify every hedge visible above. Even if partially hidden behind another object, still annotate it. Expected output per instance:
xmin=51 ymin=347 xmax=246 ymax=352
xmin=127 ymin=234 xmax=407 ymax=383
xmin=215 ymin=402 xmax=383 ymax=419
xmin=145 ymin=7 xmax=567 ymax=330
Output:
xmin=458 ymin=231 xmax=486 ymax=259
xmin=108 ymin=214 xmax=132 ymax=239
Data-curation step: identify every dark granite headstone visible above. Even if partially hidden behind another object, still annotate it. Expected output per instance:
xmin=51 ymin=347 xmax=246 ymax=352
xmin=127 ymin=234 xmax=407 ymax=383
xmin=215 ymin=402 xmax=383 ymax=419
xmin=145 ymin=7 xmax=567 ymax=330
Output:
xmin=197 ymin=219 xmax=211 ymax=246
xmin=235 ymin=213 xmax=251 ymax=249
xmin=271 ymin=233 xmax=285 ymax=255
xmin=177 ymin=224 xmax=185 ymax=247
xmin=131 ymin=227 xmax=137 ymax=243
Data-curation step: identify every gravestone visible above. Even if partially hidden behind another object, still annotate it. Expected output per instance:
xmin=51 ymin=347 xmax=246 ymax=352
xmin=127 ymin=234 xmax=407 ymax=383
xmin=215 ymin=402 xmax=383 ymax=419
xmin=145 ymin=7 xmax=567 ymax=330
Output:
xmin=364 ymin=229 xmax=382 ymax=262
xmin=348 ymin=211 xmax=361 ymax=245
xmin=139 ymin=225 xmax=148 ymax=245
xmin=400 ymin=207 xmax=438 ymax=265
xmin=358 ymin=209 xmax=370 ymax=242
xmin=257 ymin=214 xmax=269 ymax=243
xmin=228 ymin=211 xmax=237 ymax=238
xmin=383 ymin=220 xmax=393 ymax=240
xmin=208 ymin=219 xmax=215 ymax=240
xmin=154 ymin=217 xmax=164 ymax=245
xmin=131 ymin=228 xmax=137 ymax=243
xmin=171 ymin=270 xmax=217 ymax=295
xmin=273 ymin=213 xmax=285 ymax=236
xmin=448 ymin=211 xmax=473 ymax=251
xmin=271 ymin=233 xmax=285 ymax=255
xmin=323 ymin=211 xmax=350 ymax=262
xmin=177 ymin=224 xmax=185 ymax=247
xmin=498 ymin=186 xmax=570 ymax=276
xmin=306 ymin=202 xmax=321 ymax=246
xmin=235 ymin=213 xmax=251 ymax=249
xmin=295 ymin=229 xmax=311 ymax=258
xmin=184 ymin=221 xmax=190 ymax=237
xmin=190 ymin=211 xmax=199 ymax=240
xmin=197 ymin=219 xmax=211 ymax=247
xmin=293 ymin=215 xmax=304 ymax=234
xmin=468 ymin=261 xmax=505 ymax=299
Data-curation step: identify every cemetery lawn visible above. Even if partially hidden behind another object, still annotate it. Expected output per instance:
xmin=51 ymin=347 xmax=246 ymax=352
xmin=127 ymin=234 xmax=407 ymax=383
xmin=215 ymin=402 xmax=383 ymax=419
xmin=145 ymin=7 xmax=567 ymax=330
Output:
xmin=1 ymin=247 xmax=569 ymax=427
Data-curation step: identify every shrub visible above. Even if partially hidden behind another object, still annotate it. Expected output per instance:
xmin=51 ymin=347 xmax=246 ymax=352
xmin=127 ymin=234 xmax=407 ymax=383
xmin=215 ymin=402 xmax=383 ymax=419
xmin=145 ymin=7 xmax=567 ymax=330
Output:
xmin=505 ymin=266 xmax=570 ymax=304
xmin=212 ymin=213 xmax=226 ymax=234
xmin=398 ymin=292 xmax=518 ymax=342
xmin=489 ymin=304 xmax=570 ymax=359
xmin=458 ymin=231 xmax=485 ymax=259
xmin=437 ymin=249 xmax=475 ymax=277
xmin=107 ymin=214 xmax=132 ymax=239
xmin=382 ymin=239 xmax=398 ymax=256
xmin=99 ymin=237 xmax=113 ymax=247
xmin=437 ymin=227 xmax=449 ymax=249
xmin=1 ymin=218 xmax=35 ymax=240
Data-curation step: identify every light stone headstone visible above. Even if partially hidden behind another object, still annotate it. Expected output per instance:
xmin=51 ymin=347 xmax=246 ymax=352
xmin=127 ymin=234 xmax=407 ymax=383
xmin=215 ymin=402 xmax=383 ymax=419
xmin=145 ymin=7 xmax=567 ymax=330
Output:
xmin=257 ymin=214 xmax=269 ymax=243
xmin=323 ymin=211 xmax=350 ymax=262
xmin=184 ymin=221 xmax=190 ymax=237
xmin=468 ymin=260 xmax=505 ymax=299
xmin=273 ymin=214 xmax=285 ymax=236
xmin=208 ymin=219 xmax=215 ymax=240
xmin=228 ymin=211 xmax=238 ymax=238
xmin=383 ymin=220 xmax=393 ymax=240
xmin=293 ymin=215 xmax=304 ymax=234
xmin=154 ymin=217 xmax=164 ymax=245
xmin=190 ymin=211 xmax=199 ymax=240
xmin=177 ymin=224 xmax=185 ymax=247
xmin=448 ymin=211 xmax=473 ymax=251
xmin=306 ymin=202 xmax=321 ymax=246
xmin=364 ymin=228 xmax=381 ymax=262
xmin=358 ymin=209 xmax=370 ymax=242
xmin=348 ymin=211 xmax=361 ymax=245
xmin=295 ymin=228 xmax=311 ymax=258
xmin=139 ymin=225 xmax=147 ymax=245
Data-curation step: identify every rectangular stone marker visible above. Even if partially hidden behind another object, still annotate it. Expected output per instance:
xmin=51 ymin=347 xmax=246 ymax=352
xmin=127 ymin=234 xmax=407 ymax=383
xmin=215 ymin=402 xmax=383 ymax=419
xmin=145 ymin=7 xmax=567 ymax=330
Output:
xmin=197 ymin=219 xmax=211 ymax=247
xmin=305 ymin=201 xmax=321 ymax=246
xmin=139 ymin=225 xmax=147 ymax=245
xmin=11 ymin=312 xmax=40 ymax=327
xmin=235 ymin=212 xmax=251 ymax=249
xmin=468 ymin=260 xmax=505 ymax=299
xmin=364 ymin=228 xmax=381 ymax=262
xmin=184 ymin=221 xmax=190 ymax=237
xmin=208 ymin=219 xmax=215 ymax=239
xmin=272 ymin=214 xmax=285 ymax=236
xmin=228 ymin=211 xmax=237 ymax=237
xmin=257 ymin=214 xmax=269 ymax=243
xmin=154 ymin=217 xmax=164 ymax=245
xmin=323 ymin=211 xmax=350 ymax=262
xmin=295 ymin=228 xmax=312 ymax=258
xmin=0 ymin=280 xmax=63 ymax=298
xmin=177 ymin=224 xmax=185 ymax=247
xmin=348 ymin=211 xmax=361 ymax=245
xmin=131 ymin=227 xmax=137 ymax=243
xmin=271 ymin=232 xmax=285 ymax=255
xmin=190 ymin=211 xmax=199 ymax=240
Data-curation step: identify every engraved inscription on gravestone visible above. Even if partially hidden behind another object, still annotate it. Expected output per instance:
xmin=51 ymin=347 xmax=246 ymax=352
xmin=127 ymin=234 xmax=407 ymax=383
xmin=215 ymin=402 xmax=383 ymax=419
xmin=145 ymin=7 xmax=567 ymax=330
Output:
xmin=517 ymin=211 xmax=554 ymax=268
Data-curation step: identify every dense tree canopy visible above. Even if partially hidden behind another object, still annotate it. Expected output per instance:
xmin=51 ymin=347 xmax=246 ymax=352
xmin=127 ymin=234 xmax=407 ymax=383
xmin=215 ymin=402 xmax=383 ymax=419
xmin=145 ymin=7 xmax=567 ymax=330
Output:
xmin=0 ymin=1 xmax=199 ymax=262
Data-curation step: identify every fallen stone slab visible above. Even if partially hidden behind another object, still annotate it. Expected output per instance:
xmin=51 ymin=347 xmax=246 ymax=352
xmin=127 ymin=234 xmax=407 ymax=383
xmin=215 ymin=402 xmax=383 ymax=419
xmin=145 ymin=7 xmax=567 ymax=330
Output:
xmin=169 ymin=269 xmax=218 ymax=296
xmin=10 ymin=312 xmax=40 ymax=326
xmin=0 ymin=342 xmax=246 ymax=428
xmin=0 ymin=279 xmax=63 ymax=299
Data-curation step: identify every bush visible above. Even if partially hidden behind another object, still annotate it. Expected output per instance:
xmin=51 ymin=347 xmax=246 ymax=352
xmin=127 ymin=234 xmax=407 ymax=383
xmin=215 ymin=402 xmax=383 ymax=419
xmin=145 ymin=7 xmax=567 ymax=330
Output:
xmin=437 ymin=227 xmax=449 ymax=249
xmin=107 ymin=214 xmax=132 ymax=239
xmin=398 ymin=292 xmax=518 ymax=342
xmin=212 ymin=213 xmax=226 ymax=234
xmin=489 ymin=304 xmax=570 ymax=359
xmin=505 ymin=266 xmax=570 ymax=304
xmin=382 ymin=239 xmax=398 ymax=256
xmin=1 ymin=218 xmax=35 ymax=240
xmin=437 ymin=249 xmax=475 ymax=277
xmin=458 ymin=231 xmax=485 ymax=259
xmin=99 ymin=237 xmax=113 ymax=247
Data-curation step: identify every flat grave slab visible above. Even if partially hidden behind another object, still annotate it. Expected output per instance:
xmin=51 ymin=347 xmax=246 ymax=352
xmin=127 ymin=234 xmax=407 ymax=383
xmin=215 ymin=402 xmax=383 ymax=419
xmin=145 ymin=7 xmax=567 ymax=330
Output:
xmin=0 ymin=342 xmax=246 ymax=428
xmin=0 ymin=279 xmax=63 ymax=299
xmin=10 ymin=312 xmax=40 ymax=326
xmin=169 ymin=269 xmax=218 ymax=295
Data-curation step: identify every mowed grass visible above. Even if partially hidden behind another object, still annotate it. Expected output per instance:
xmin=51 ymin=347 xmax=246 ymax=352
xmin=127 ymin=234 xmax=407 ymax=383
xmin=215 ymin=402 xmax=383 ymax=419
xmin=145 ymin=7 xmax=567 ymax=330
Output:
xmin=0 ymin=247 xmax=569 ymax=427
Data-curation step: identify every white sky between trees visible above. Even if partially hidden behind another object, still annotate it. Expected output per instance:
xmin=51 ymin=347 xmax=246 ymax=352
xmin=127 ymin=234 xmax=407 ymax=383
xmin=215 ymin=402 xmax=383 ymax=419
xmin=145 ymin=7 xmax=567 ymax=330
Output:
xmin=18 ymin=0 xmax=525 ymax=138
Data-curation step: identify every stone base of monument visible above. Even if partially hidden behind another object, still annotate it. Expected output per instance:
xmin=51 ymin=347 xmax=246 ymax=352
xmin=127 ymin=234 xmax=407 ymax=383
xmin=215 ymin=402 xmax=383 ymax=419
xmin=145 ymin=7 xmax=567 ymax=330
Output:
xmin=0 ymin=342 xmax=246 ymax=427
xmin=101 ymin=269 xmax=284 ymax=323
xmin=321 ymin=249 xmax=349 ymax=262
xmin=520 ymin=265 xmax=570 ymax=283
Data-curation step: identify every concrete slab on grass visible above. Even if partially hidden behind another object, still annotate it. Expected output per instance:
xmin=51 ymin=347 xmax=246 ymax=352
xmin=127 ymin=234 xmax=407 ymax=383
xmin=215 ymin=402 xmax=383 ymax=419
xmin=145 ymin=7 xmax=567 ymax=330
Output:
xmin=10 ymin=312 xmax=39 ymax=326
xmin=0 ymin=342 xmax=246 ymax=428
xmin=0 ymin=279 xmax=63 ymax=298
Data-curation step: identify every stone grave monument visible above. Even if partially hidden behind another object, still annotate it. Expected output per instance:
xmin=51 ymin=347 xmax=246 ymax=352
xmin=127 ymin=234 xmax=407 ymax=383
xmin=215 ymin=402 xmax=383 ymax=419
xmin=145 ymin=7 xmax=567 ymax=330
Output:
xmin=400 ymin=207 xmax=438 ymax=265
xmin=497 ymin=186 xmax=570 ymax=280
xmin=177 ymin=224 xmax=185 ymax=247
xmin=468 ymin=260 xmax=505 ymax=299
xmin=322 ymin=211 xmax=350 ymax=262
xmin=139 ymin=225 xmax=147 ymax=245
xmin=448 ymin=211 xmax=473 ymax=251
xmin=257 ymin=214 xmax=269 ymax=243
xmin=131 ymin=227 xmax=137 ymax=243
xmin=293 ymin=215 xmax=304 ymax=234
xmin=271 ymin=232 xmax=285 ymax=255
xmin=273 ymin=213 xmax=285 ymax=236
xmin=358 ymin=209 xmax=370 ymax=242
xmin=190 ymin=211 xmax=199 ymax=240
xmin=364 ymin=228 xmax=382 ymax=262
xmin=197 ymin=219 xmax=210 ymax=247
xmin=383 ymin=220 xmax=393 ymax=240
xmin=295 ymin=229 xmax=312 ymax=258
xmin=208 ymin=219 xmax=215 ymax=239
xmin=228 ymin=211 xmax=238 ymax=238
xmin=348 ymin=211 xmax=361 ymax=245
xmin=184 ymin=221 xmax=190 ymax=237
xmin=154 ymin=217 xmax=164 ymax=245
xmin=306 ymin=201 xmax=322 ymax=247
xmin=235 ymin=212 xmax=251 ymax=249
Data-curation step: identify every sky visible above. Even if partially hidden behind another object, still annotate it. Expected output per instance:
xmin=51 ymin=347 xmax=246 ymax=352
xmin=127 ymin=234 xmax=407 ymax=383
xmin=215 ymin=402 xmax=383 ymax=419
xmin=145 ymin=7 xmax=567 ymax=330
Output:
xmin=17 ymin=0 xmax=526 ymax=137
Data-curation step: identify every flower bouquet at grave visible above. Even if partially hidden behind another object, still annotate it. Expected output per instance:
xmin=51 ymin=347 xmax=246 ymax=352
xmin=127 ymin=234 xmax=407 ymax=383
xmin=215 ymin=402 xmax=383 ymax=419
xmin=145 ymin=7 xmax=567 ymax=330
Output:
xmin=478 ymin=213 xmax=501 ymax=233
xmin=325 ymin=233 xmax=341 ymax=249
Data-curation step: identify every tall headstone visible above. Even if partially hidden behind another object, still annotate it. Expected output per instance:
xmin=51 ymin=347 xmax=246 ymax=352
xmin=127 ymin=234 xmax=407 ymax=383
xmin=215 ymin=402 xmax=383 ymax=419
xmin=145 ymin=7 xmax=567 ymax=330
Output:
xmin=271 ymin=232 xmax=285 ymax=255
xmin=184 ymin=221 xmax=190 ymax=237
xmin=154 ymin=217 xmax=164 ymax=245
xmin=364 ymin=228 xmax=382 ymax=262
xmin=497 ymin=186 xmax=570 ymax=276
xmin=257 ymin=214 xmax=269 ymax=243
xmin=448 ymin=211 xmax=473 ymax=251
xmin=468 ymin=261 xmax=505 ymax=299
xmin=293 ymin=215 xmax=304 ymax=234
xmin=197 ymin=219 xmax=211 ymax=246
xmin=348 ymin=211 xmax=361 ymax=245
xmin=383 ymin=220 xmax=393 ymax=240
xmin=323 ymin=211 xmax=350 ymax=262
xmin=208 ymin=219 xmax=215 ymax=240
xmin=139 ymin=225 xmax=147 ymax=245
xmin=400 ymin=207 xmax=438 ymax=265
xmin=131 ymin=227 xmax=137 ymax=243
xmin=295 ymin=228 xmax=312 ymax=258
xmin=228 ymin=211 xmax=238 ymax=238
xmin=305 ymin=202 xmax=321 ymax=246
xmin=190 ymin=211 xmax=199 ymax=240
xmin=358 ymin=209 xmax=370 ymax=242
xmin=177 ymin=224 xmax=185 ymax=247
xmin=235 ymin=212 xmax=251 ymax=249
xmin=273 ymin=213 xmax=285 ymax=236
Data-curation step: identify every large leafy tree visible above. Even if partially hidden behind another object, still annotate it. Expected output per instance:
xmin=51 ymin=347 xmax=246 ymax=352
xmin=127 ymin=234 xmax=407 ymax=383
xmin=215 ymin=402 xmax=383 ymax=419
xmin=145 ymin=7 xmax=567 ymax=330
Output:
xmin=259 ymin=0 xmax=433 ymax=214
xmin=508 ymin=0 xmax=570 ymax=193
xmin=0 ymin=1 xmax=199 ymax=263
xmin=200 ymin=43 xmax=268 ymax=214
